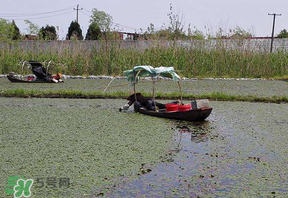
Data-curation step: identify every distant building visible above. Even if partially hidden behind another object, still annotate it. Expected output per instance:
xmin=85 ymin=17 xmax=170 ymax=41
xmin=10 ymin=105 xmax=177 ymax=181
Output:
xmin=117 ymin=32 xmax=142 ymax=40
xmin=24 ymin=35 xmax=39 ymax=40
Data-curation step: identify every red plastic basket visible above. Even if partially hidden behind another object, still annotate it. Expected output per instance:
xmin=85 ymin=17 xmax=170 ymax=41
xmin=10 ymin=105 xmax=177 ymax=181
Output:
xmin=178 ymin=104 xmax=192 ymax=112
xmin=165 ymin=103 xmax=179 ymax=112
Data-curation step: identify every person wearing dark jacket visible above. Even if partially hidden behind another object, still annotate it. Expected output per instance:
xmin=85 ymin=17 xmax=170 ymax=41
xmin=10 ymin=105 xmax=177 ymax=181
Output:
xmin=119 ymin=93 xmax=165 ymax=112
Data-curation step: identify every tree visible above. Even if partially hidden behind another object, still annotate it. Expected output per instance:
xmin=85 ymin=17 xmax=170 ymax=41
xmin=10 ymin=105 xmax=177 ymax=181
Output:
xmin=66 ymin=21 xmax=83 ymax=40
xmin=24 ymin=20 xmax=39 ymax=35
xmin=188 ymin=25 xmax=205 ymax=40
xmin=0 ymin=18 xmax=13 ymax=41
xmin=11 ymin=20 xmax=21 ymax=40
xmin=146 ymin=4 xmax=187 ymax=40
xmin=39 ymin=25 xmax=58 ymax=40
xmin=167 ymin=3 xmax=186 ymax=40
xmin=85 ymin=23 xmax=101 ymax=40
xmin=229 ymin=26 xmax=253 ymax=39
xmin=277 ymin=29 xmax=288 ymax=38
xmin=89 ymin=8 xmax=113 ymax=33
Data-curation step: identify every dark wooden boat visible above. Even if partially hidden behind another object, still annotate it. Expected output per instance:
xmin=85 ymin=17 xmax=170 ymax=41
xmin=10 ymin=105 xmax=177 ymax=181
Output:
xmin=7 ymin=75 xmax=47 ymax=83
xmin=122 ymin=66 xmax=213 ymax=121
xmin=7 ymin=61 xmax=63 ymax=83
xmin=135 ymin=104 xmax=212 ymax=121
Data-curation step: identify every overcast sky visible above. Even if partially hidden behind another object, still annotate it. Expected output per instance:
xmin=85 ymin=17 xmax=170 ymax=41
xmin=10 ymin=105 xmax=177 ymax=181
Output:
xmin=1 ymin=0 xmax=287 ymax=39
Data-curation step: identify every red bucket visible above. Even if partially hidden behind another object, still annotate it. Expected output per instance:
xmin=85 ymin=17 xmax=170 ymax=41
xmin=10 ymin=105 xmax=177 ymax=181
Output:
xmin=165 ymin=103 xmax=179 ymax=112
xmin=178 ymin=104 xmax=192 ymax=112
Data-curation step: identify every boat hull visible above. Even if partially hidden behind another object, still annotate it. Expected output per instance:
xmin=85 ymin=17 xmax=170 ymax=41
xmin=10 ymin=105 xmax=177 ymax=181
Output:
xmin=136 ymin=106 xmax=213 ymax=121
xmin=7 ymin=76 xmax=56 ymax=83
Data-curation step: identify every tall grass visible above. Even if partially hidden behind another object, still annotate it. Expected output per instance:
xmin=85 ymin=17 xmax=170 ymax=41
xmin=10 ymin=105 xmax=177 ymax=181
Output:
xmin=0 ymin=39 xmax=287 ymax=78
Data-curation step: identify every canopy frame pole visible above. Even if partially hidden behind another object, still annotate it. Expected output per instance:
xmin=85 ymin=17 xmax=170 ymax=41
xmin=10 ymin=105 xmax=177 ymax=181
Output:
xmin=134 ymin=71 xmax=141 ymax=102
xmin=21 ymin=61 xmax=26 ymax=80
xmin=151 ymin=75 xmax=157 ymax=112
xmin=177 ymin=81 xmax=183 ymax=104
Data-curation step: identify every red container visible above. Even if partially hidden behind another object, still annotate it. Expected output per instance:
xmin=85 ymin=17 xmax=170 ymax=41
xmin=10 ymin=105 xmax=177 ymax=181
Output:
xmin=165 ymin=103 xmax=179 ymax=112
xmin=178 ymin=104 xmax=192 ymax=112
xmin=27 ymin=76 xmax=34 ymax=81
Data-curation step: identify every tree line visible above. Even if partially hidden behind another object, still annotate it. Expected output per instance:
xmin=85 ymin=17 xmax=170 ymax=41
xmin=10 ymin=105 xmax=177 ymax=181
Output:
xmin=1 ymin=5 xmax=288 ymax=41
xmin=0 ymin=8 xmax=112 ymax=41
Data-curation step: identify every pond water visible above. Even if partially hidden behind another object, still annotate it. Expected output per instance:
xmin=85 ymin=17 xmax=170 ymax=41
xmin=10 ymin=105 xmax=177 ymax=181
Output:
xmin=95 ymin=101 xmax=288 ymax=197
xmin=0 ymin=98 xmax=288 ymax=197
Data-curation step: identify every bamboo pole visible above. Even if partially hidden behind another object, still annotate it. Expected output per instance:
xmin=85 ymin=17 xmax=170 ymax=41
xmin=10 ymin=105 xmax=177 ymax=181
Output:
xmin=134 ymin=71 xmax=141 ymax=102
xmin=103 ymin=77 xmax=115 ymax=92
xmin=177 ymin=81 xmax=183 ymax=104
xmin=151 ymin=75 xmax=157 ymax=111
xmin=101 ymin=80 xmax=162 ymax=90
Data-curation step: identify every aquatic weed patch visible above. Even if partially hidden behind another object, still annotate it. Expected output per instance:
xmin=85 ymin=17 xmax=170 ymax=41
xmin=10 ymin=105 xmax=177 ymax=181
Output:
xmin=0 ymin=98 xmax=174 ymax=198
xmin=103 ymin=101 xmax=288 ymax=197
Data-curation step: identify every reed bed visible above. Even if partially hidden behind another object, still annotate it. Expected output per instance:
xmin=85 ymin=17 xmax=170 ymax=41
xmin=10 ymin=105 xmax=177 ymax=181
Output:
xmin=0 ymin=39 xmax=287 ymax=78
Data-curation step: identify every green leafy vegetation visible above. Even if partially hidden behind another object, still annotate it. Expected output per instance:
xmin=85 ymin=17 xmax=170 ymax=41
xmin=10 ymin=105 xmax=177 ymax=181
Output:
xmin=1 ymin=41 xmax=288 ymax=78
xmin=66 ymin=21 xmax=83 ymax=40
xmin=85 ymin=23 xmax=101 ymax=40
xmin=0 ymin=98 xmax=174 ymax=197
xmin=24 ymin=20 xmax=40 ymax=35
xmin=277 ymin=29 xmax=288 ymax=38
xmin=90 ymin=8 xmax=113 ymax=33
xmin=0 ymin=88 xmax=287 ymax=104
xmin=1 ymin=78 xmax=288 ymax=103
xmin=0 ymin=19 xmax=15 ymax=41
xmin=39 ymin=25 xmax=58 ymax=40
xmin=103 ymin=101 xmax=288 ymax=197
xmin=11 ymin=20 xmax=21 ymax=40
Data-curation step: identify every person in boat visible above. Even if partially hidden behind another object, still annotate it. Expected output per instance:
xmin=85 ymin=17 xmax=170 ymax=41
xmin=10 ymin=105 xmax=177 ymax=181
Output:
xmin=119 ymin=93 xmax=165 ymax=112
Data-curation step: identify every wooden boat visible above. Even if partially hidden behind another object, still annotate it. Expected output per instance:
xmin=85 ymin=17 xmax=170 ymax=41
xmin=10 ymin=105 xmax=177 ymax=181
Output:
xmin=135 ymin=104 xmax=212 ymax=121
xmin=7 ymin=60 xmax=63 ymax=83
xmin=7 ymin=75 xmax=47 ymax=83
xmin=123 ymin=66 xmax=213 ymax=121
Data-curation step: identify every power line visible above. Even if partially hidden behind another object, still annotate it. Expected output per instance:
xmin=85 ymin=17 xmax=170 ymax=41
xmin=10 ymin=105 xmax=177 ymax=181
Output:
xmin=82 ymin=5 xmax=164 ymax=33
xmin=79 ymin=10 xmax=90 ymax=17
xmin=0 ymin=5 xmax=76 ymax=17
xmin=81 ymin=6 xmax=141 ymax=32
xmin=3 ymin=10 xmax=74 ymax=21
xmin=82 ymin=8 xmax=92 ymax=14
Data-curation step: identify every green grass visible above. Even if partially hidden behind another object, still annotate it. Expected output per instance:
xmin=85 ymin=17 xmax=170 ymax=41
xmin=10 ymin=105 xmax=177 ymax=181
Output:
xmin=1 ymin=89 xmax=287 ymax=103
xmin=0 ymin=40 xmax=288 ymax=78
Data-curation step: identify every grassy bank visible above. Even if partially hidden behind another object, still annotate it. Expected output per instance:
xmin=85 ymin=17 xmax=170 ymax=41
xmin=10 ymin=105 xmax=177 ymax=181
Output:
xmin=1 ymin=89 xmax=287 ymax=103
xmin=0 ymin=40 xmax=288 ymax=78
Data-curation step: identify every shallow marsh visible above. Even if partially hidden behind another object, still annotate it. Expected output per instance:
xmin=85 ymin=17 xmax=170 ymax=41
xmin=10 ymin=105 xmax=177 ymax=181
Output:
xmin=0 ymin=98 xmax=288 ymax=197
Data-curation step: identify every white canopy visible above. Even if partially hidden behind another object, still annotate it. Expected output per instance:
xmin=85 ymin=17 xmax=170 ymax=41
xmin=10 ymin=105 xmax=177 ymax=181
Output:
xmin=124 ymin=66 xmax=181 ymax=82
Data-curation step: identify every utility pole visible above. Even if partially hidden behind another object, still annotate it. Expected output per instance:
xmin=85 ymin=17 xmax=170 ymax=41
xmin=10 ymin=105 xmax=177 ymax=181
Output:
xmin=268 ymin=13 xmax=281 ymax=53
xmin=74 ymin=4 xmax=83 ymax=23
